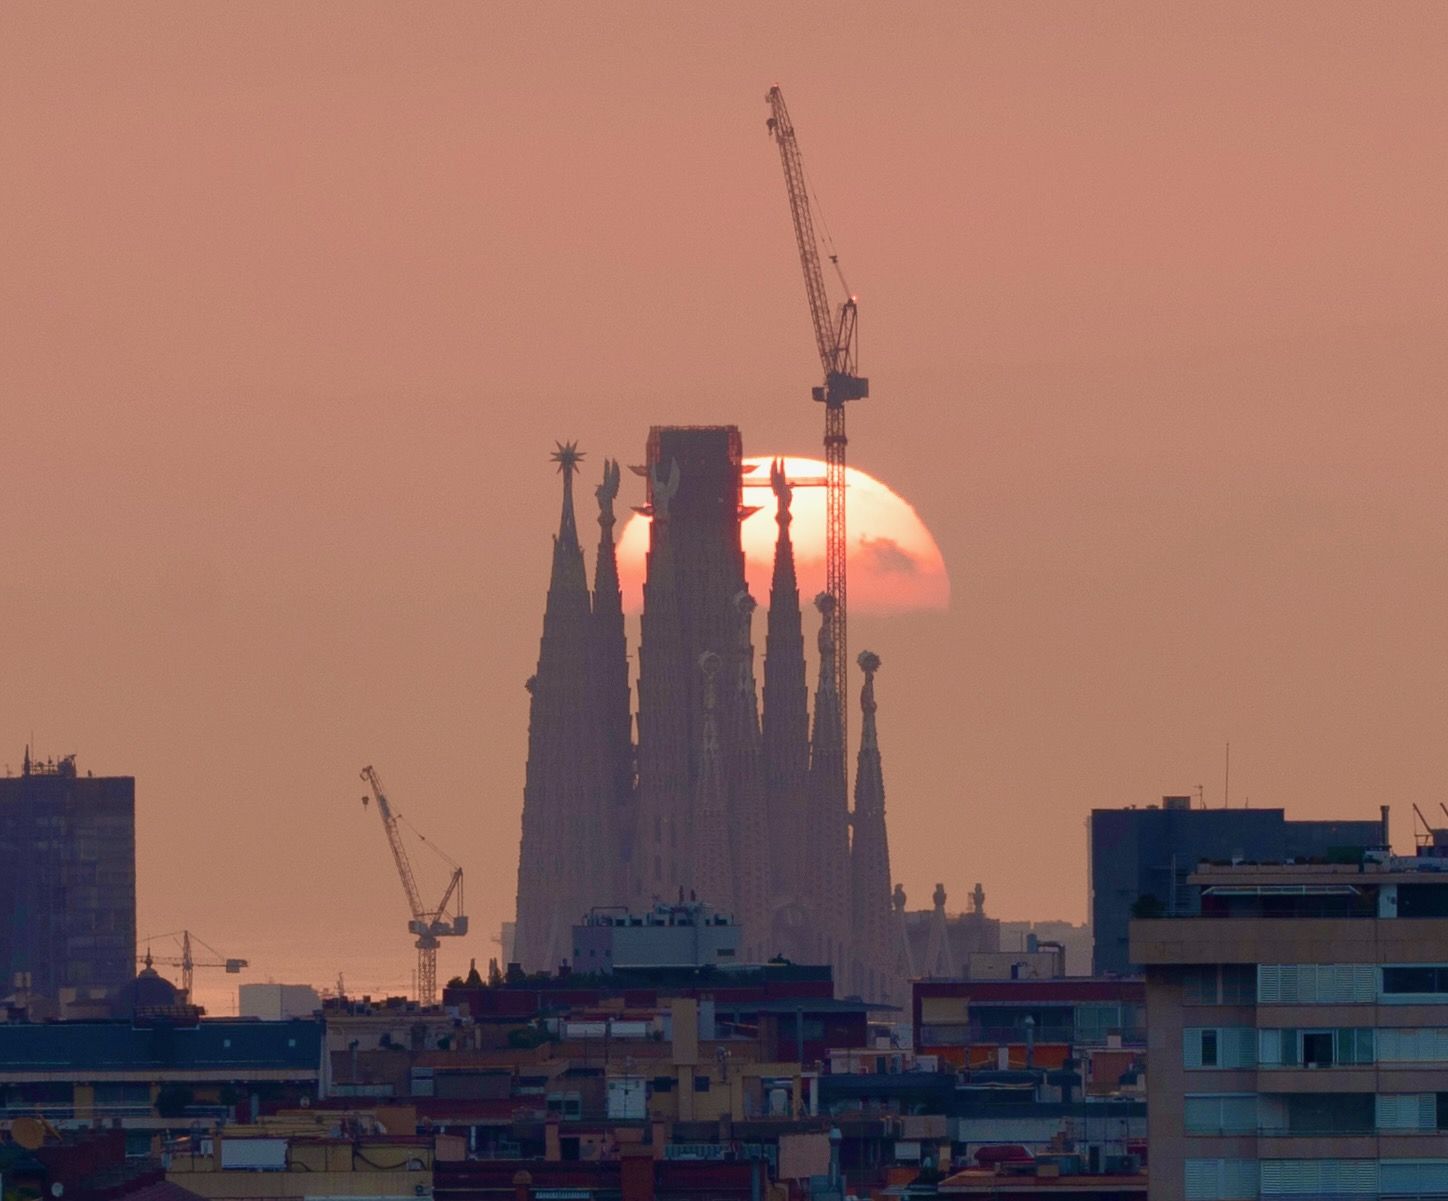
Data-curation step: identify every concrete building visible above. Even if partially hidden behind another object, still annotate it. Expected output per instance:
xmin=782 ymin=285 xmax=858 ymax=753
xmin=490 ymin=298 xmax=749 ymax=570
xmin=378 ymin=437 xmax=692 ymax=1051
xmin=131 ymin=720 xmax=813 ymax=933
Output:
xmin=239 ymin=983 xmax=322 ymax=1020
xmin=1133 ymin=853 xmax=1448 ymax=1201
xmin=571 ymin=901 xmax=740 ymax=973
xmin=1090 ymin=797 xmax=1388 ymax=975
xmin=0 ymin=752 xmax=136 ymax=1008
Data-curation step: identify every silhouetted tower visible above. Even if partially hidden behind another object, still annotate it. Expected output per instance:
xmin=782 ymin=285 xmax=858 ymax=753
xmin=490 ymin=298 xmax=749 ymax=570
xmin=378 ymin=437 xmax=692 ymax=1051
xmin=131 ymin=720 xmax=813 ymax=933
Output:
xmin=806 ymin=592 xmax=851 ymax=981
xmin=849 ymin=651 xmax=897 ymax=1003
xmin=634 ymin=455 xmax=690 ymax=902
xmin=727 ymin=589 xmax=771 ymax=958
xmin=590 ymin=459 xmax=634 ymax=903
xmin=514 ymin=442 xmax=599 ymax=971
xmin=761 ymin=461 xmax=813 ymax=958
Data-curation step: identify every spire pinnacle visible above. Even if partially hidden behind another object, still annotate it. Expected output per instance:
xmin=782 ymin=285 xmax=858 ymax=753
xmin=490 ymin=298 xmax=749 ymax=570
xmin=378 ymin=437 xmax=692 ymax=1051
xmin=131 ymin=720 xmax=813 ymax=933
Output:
xmin=551 ymin=441 xmax=585 ymax=548
xmin=771 ymin=457 xmax=793 ymax=528
xmin=814 ymin=593 xmax=838 ymax=697
xmin=857 ymin=650 xmax=880 ymax=752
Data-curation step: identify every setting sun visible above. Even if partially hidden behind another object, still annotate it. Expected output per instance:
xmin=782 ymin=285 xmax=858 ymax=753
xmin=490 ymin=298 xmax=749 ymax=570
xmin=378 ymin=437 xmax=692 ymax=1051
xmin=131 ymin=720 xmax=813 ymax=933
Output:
xmin=615 ymin=455 xmax=950 ymax=615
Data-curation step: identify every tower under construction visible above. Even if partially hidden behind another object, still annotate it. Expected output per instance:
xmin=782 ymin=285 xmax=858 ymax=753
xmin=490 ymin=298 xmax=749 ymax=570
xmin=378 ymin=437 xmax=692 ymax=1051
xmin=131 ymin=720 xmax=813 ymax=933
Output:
xmin=512 ymin=427 xmax=904 ymax=1002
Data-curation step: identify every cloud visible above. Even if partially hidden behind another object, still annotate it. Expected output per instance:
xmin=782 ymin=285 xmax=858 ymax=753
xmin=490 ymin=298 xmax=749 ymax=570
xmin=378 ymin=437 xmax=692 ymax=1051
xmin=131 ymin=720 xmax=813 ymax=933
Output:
xmin=857 ymin=536 xmax=919 ymax=576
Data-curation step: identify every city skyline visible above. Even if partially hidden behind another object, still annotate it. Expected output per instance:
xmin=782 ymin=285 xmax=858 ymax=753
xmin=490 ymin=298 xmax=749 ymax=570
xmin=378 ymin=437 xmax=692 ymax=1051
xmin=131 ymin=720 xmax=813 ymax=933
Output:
xmin=4 ymin=1 xmax=1448 ymax=1012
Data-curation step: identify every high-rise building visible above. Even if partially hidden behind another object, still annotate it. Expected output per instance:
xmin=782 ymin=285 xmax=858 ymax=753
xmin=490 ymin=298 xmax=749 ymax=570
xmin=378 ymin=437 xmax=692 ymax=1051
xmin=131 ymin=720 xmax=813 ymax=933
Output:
xmin=0 ymin=752 xmax=136 ymax=1006
xmin=513 ymin=428 xmax=903 ymax=1000
xmin=1090 ymin=799 xmax=1390 ymax=975
xmin=1133 ymin=852 xmax=1448 ymax=1201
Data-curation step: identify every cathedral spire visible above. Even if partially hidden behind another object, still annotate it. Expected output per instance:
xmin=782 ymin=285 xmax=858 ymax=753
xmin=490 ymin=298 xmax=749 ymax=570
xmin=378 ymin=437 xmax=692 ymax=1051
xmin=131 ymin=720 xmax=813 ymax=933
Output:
xmin=514 ymin=441 xmax=598 ymax=972
xmin=850 ymin=650 xmax=897 ymax=1003
xmin=728 ymin=588 xmax=770 ymax=957
xmin=806 ymin=591 xmax=851 ymax=983
xmin=591 ymin=458 xmax=633 ymax=907
xmin=634 ymin=455 xmax=690 ymax=903
xmin=762 ymin=460 xmax=812 ymax=955
xmin=550 ymin=441 xmax=587 ymax=594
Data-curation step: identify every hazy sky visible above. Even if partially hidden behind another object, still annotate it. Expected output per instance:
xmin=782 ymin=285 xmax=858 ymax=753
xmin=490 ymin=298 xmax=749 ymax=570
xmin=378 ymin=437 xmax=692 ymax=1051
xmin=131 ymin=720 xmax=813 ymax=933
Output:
xmin=4 ymin=2 xmax=1447 ymax=1010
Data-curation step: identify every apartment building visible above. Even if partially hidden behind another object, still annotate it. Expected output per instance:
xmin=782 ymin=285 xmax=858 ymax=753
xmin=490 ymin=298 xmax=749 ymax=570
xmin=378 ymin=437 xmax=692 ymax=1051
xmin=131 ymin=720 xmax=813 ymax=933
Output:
xmin=1133 ymin=853 xmax=1448 ymax=1200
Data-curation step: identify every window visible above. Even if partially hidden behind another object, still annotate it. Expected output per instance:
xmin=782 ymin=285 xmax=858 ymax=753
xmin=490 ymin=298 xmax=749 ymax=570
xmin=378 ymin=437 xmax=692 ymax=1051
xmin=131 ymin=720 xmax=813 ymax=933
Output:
xmin=1185 ymin=1158 xmax=1258 ymax=1200
xmin=1378 ymin=1028 xmax=1448 ymax=1062
xmin=1185 ymin=1094 xmax=1257 ymax=1135
xmin=1383 ymin=966 xmax=1448 ymax=995
xmin=1202 ymin=1029 xmax=1219 ymax=1067
xmin=1259 ymin=1158 xmax=1377 ymax=1196
xmin=1381 ymin=1160 xmax=1448 ymax=1197
xmin=1183 ymin=965 xmax=1256 ymax=1005
xmin=1185 ymin=1027 xmax=1255 ymax=1069
xmin=1259 ymin=1028 xmax=1374 ymax=1067
xmin=1376 ymin=1093 xmax=1435 ymax=1131
xmin=1258 ymin=964 xmax=1376 ymax=1003
xmin=1302 ymin=1031 xmax=1335 ymax=1068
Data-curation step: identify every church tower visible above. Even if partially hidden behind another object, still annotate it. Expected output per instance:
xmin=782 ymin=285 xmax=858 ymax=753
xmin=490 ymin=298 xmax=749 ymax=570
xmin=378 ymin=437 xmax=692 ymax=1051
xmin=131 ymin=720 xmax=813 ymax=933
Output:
xmin=805 ymin=592 xmax=852 ymax=986
xmin=514 ymin=442 xmax=599 ymax=972
xmin=849 ymin=650 xmax=899 ymax=1003
xmin=761 ymin=461 xmax=813 ymax=960
xmin=589 ymin=459 xmax=634 ymax=905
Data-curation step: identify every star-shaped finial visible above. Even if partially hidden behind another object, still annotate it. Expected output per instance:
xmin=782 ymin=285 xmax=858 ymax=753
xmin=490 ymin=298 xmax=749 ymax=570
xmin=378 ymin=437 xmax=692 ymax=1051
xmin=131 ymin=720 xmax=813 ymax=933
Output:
xmin=551 ymin=440 xmax=585 ymax=477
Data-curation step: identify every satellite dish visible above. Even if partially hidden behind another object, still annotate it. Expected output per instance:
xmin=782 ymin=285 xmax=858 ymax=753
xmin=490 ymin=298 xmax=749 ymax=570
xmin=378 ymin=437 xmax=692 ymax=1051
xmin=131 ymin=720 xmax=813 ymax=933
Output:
xmin=51 ymin=1183 xmax=65 ymax=1197
xmin=12 ymin=1117 xmax=46 ymax=1149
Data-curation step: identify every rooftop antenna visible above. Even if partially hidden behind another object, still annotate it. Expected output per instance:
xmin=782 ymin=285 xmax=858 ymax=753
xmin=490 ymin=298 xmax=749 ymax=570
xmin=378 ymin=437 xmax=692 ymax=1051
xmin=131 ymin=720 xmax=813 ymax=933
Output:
xmin=1224 ymin=742 xmax=1231 ymax=808
xmin=1194 ymin=785 xmax=1204 ymax=809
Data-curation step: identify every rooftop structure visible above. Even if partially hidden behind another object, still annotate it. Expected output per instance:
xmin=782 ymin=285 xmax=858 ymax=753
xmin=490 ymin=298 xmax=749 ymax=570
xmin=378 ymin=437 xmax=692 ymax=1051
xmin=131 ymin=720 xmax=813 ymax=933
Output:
xmin=1089 ymin=797 xmax=1389 ymax=974
xmin=572 ymin=901 xmax=740 ymax=974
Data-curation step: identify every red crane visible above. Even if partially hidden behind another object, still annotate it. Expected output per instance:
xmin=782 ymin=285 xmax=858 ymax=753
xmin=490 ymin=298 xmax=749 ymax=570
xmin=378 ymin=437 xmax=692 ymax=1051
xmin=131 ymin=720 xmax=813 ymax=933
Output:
xmin=766 ymin=85 xmax=868 ymax=734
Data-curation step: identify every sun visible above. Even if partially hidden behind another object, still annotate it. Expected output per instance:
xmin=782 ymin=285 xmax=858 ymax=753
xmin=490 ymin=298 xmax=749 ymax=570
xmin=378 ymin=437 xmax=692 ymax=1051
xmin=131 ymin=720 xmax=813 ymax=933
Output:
xmin=615 ymin=456 xmax=949 ymax=614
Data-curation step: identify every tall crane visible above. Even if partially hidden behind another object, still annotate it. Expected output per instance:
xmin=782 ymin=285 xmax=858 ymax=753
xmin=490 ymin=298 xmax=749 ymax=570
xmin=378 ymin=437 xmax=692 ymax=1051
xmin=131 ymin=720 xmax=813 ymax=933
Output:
xmin=138 ymin=930 xmax=247 ymax=999
xmin=766 ymin=85 xmax=868 ymax=735
xmin=359 ymin=765 xmax=467 ymax=1006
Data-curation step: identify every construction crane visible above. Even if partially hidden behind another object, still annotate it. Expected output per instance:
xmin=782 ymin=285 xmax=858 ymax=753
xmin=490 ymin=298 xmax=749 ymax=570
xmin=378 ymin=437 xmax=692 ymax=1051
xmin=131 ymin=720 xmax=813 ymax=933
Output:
xmin=359 ymin=765 xmax=467 ymax=1006
xmin=138 ymin=930 xmax=247 ymax=999
xmin=766 ymin=85 xmax=868 ymax=737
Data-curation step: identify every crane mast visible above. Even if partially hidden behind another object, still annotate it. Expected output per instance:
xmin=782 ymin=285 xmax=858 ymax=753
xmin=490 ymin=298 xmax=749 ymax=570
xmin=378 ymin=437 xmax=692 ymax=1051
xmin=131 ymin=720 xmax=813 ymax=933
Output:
xmin=766 ymin=85 xmax=868 ymax=731
xmin=360 ymin=765 xmax=467 ymax=1006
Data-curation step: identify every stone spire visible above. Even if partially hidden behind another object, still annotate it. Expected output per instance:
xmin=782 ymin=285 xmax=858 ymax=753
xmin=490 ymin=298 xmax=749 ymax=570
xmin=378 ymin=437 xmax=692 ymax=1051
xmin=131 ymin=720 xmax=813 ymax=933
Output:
xmin=590 ymin=458 xmax=634 ymax=905
xmin=514 ymin=442 xmax=598 ymax=971
xmin=691 ymin=651 xmax=734 ymax=912
xmin=850 ymin=651 xmax=898 ymax=1003
xmin=634 ymin=456 xmax=691 ymax=903
xmin=806 ymin=591 xmax=852 ymax=984
xmin=762 ymin=460 xmax=812 ymax=955
xmin=727 ymin=589 xmax=770 ymax=957
xmin=922 ymin=883 xmax=956 ymax=978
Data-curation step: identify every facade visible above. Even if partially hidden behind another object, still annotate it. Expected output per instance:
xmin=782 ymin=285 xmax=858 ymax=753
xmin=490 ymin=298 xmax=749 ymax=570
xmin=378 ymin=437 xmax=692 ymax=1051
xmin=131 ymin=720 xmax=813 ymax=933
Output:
xmin=513 ymin=430 xmax=902 ymax=1001
xmin=571 ymin=901 xmax=741 ymax=973
xmin=239 ymin=983 xmax=322 ymax=1020
xmin=1133 ymin=854 xmax=1448 ymax=1201
xmin=0 ymin=1017 xmax=323 ymax=1154
xmin=914 ymin=978 xmax=1146 ymax=1082
xmin=1090 ymin=797 xmax=1389 ymax=975
xmin=0 ymin=752 xmax=136 ymax=1007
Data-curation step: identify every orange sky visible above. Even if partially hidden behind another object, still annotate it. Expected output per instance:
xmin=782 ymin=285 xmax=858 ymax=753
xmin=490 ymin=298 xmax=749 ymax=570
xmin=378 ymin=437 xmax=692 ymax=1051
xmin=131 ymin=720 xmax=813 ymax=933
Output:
xmin=3 ymin=2 xmax=1447 ymax=1012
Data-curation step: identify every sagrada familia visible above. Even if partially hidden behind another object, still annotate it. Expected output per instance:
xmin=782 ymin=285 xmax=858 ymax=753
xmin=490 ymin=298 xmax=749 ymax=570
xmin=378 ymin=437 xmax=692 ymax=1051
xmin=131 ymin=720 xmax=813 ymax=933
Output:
xmin=513 ymin=425 xmax=904 ymax=1003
